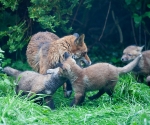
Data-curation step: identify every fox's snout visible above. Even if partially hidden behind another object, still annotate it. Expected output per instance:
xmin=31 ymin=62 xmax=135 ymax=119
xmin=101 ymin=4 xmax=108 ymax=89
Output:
xmin=121 ymin=56 xmax=128 ymax=62
xmin=121 ymin=55 xmax=129 ymax=62
xmin=76 ymin=57 xmax=91 ymax=68
xmin=121 ymin=54 xmax=134 ymax=62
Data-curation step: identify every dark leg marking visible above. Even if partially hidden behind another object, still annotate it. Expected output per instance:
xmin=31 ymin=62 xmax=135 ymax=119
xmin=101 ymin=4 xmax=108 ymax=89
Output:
xmin=64 ymin=79 xmax=72 ymax=98
xmin=88 ymin=89 xmax=105 ymax=100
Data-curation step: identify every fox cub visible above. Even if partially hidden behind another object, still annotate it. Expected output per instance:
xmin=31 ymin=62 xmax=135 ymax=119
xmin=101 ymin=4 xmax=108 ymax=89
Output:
xmin=121 ymin=45 xmax=150 ymax=85
xmin=59 ymin=52 xmax=142 ymax=106
xmin=26 ymin=31 xmax=91 ymax=97
xmin=3 ymin=66 xmax=67 ymax=109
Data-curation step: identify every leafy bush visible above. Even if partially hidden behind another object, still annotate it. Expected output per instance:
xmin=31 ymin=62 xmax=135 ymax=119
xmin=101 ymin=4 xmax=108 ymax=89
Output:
xmin=124 ymin=0 xmax=150 ymax=27
xmin=0 ymin=0 xmax=79 ymax=54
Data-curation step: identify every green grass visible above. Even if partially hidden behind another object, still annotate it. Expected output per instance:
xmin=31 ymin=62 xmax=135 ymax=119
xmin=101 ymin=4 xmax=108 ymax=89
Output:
xmin=0 ymin=73 xmax=150 ymax=125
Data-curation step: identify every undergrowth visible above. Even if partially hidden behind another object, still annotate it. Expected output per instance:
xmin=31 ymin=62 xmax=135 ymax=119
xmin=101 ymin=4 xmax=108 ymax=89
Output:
xmin=0 ymin=72 xmax=150 ymax=125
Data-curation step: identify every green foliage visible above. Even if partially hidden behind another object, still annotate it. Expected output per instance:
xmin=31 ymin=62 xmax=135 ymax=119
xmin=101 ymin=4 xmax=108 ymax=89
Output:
xmin=0 ymin=73 xmax=15 ymax=96
xmin=28 ymin=0 xmax=79 ymax=33
xmin=0 ymin=0 xmax=79 ymax=55
xmin=89 ymin=44 xmax=122 ymax=65
xmin=0 ymin=48 xmax=4 ymax=59
xmin=7 ymin=22 xmax=27 ymax=53
xmin=83 ymin=0 xmax=94 ymax=9
xmin=124 ymin=0 xmax=150 ymax=27
xmin=0 ymin=48 xmax=11 ymax=68
xmin=11 ymin=60 xmax=32 ymax=71
xmin=0 ymin=0 xmax=21 ymax=11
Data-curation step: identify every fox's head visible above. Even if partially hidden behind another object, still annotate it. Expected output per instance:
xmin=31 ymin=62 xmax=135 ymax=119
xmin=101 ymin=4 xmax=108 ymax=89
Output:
xmin=71 ymin=33 xmax=91 ymax=67
xmin=121 ymin=45 xmax=143 ymax=63
xmin=57 ymin=52 xmax=79 ymax=79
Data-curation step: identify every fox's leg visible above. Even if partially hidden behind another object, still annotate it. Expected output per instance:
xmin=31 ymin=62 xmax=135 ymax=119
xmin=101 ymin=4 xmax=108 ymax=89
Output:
xmin=105 ymin=81 xmax=116 ymax=99
xmin=44 ymin=96 xmax=55 ymax=110
xmin=15 ymin=85 xmax=19 ymax=95
xmin=63 ymin=79 xmax=72 ymax=98
xmin=134 ymin=74 xmax=145 ymax=83
xmin=70 ymin=92 xmax=85 ymax=107
xmin=28 ymin=90 xmax=55 ymax=109
xmin=106 ymin=89 xmax=114 ymax=98
xmin=138 ymin=75 xmax=145 ymax=83
xmin=63 ymin=82 xmax=67 ymax=97
xmin=88 ymin=89 xmax=105 ymax=100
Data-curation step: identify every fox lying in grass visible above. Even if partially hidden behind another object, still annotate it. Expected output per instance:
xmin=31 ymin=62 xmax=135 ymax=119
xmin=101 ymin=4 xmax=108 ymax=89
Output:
xmin=26 ymin=31 xmax=91 ymax=97
xmin=3 ymin=66 xmax=67 ymax=109
xmin=121 ymin=45 xmax=150 ymax=85
xmin=58 ymin=52 xmax=142 ymax=106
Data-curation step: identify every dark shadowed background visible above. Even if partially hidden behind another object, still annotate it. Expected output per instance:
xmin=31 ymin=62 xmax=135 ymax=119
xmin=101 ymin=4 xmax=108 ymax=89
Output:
xmin=0 ymin=0 xmax=150 ymax=69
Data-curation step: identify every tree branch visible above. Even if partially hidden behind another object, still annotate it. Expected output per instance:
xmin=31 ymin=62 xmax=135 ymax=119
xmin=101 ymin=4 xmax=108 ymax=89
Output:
xmin=112 ymin=10 xmax=123 ymax=43
xmin=98 ymin=1 xmax=111 ymax=41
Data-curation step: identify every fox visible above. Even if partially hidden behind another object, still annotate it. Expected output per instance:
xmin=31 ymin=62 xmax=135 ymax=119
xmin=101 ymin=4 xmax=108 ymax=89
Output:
xmin=58 ymin=52 xmax=142 ymax=106
xmin=3 ymin=66 xmax=67 ymax=109
xmin=26 ymin=31 xmax=91 ymax=97
xmin=121 ymin=45 xmax=150 ymax=85
xmin=26 ymin=31 xmax=91 ymax=74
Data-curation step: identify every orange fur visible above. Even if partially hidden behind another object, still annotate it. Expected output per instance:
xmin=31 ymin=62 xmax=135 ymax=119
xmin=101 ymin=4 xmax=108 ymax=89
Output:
xmin=26 ymin=31 xmax=91 ymax=74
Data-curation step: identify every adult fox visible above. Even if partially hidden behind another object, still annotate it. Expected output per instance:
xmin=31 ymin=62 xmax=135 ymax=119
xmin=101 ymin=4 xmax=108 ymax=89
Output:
xmin=26 ymin=31 xmax=91 ymax=97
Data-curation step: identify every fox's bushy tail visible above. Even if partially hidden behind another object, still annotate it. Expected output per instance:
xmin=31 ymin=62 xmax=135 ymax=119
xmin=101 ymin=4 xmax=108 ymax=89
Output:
xmin=3 ymin=66 xmax=21 ymax=78
xmin=117 ymin=54 xmax=142 ymax=75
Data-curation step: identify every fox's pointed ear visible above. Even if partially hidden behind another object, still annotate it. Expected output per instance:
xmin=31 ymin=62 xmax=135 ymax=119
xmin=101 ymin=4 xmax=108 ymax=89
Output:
xmin=73 ymin=33 xmax=79 ymax=38
xmin=63 ymin=52 xmax=70 ymax=60
xmin=137 ymin=45 xmax=144 ymax=52
xmin=74 ymin=34 xmax=85 ymax=46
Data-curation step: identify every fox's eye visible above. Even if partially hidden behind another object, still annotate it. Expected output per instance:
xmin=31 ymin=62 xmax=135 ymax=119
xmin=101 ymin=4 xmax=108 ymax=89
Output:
xmin=128 ymin=54 xmax=132 ymax=56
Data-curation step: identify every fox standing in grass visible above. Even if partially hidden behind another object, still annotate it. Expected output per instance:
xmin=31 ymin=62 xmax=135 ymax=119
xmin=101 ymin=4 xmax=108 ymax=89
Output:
xmin=3 ymin=66 xmax=67 ymax=109
xmin=121 ymin=45 xmax=150 ymax=85
xmin=59 ymin=52 xmax=142 ymax=106
xmin=26 ymin=31 xmax=91 ymax=97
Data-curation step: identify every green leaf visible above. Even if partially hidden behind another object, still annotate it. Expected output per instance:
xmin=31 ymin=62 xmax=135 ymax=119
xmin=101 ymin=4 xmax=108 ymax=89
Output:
xmin=136 ymin=2 xmax=141 ymax=10
xmin=147 ymin=4 xmax=150 ymax=8
xmin=0 ymin=48 xmax=4 ymax=53
xmin=143 ymin=11 xmax=150 ymax=18
xmin=125 ymin=0 xmax=132 ymax=5
xmin=133 ymin=13 xmax=142 ymax=25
